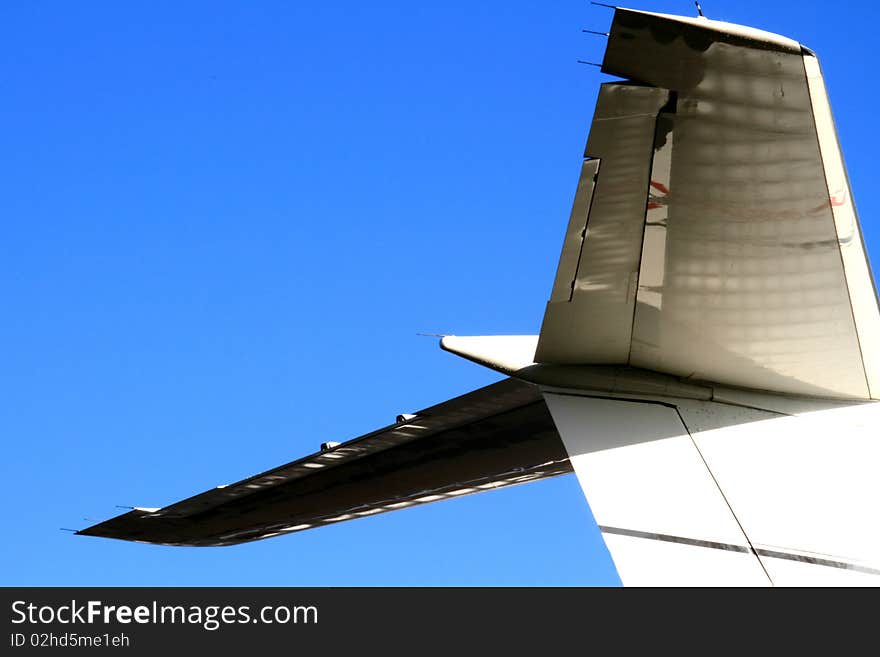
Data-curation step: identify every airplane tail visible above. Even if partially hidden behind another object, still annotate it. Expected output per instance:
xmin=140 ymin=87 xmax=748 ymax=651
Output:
xmin=80 ymin=7 xmax=880 ymax=586
xmin=444 ymin=8 xmax=880 ymax=585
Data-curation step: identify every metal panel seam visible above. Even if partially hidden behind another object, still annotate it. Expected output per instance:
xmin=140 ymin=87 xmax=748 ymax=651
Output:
xmin=672 ymin=406 xmax=775 ymax=585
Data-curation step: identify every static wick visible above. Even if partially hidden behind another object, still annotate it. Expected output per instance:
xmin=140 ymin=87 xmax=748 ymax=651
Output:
xmin=582 ymin=29 xmax=609 ymax=36
xmin=590 ymin=1 xmax=616 ymax=8
xmin=695 ymin=1 xmax=705 ymax=17
xmin=577 ymin=60 xmax=602 ymax=67
xmin=115 ymin=505 xmax=135 ymax=510
xmin=416 ymin=333 xmax=450 ymax=338
xmin=60 ymin=528 xmax=78 ymax=533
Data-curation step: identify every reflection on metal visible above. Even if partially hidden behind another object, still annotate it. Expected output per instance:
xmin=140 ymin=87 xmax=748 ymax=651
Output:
xmin=636 ymin=112 xmax=674 ymax=313
xmin=536 ymin=7 xmax=880 ymax=400
xmin=537 ymin=84 xmax=669 ymax=364
xmin=548 ymin=159 xmax=600 ymax=303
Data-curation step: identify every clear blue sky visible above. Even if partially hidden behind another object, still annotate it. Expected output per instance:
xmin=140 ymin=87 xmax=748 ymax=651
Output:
xmin=2 ymin=0 xmax=877 ymax=586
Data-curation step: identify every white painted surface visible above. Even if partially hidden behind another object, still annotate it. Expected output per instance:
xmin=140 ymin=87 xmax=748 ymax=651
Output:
xmin=678 ymin=399 xmax=880 ymax=584
xmin=756 ymin=555 xmax=878 ymax=587
xmin=439 ymin=335 xmax=537 ymax=375
xmin=543 ymin=392 xmax=771 ymax=586
xmin=601 ymin=533 xmax=766 ymax=587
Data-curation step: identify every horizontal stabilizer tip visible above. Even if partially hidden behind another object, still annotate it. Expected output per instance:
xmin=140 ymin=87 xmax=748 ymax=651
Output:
xmin=440 ymin=335 xmax=538 ymax=375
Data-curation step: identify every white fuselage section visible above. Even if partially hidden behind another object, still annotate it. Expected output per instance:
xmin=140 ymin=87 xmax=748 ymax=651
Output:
xmin=543 ymin=386 xmax=880 ymax=586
